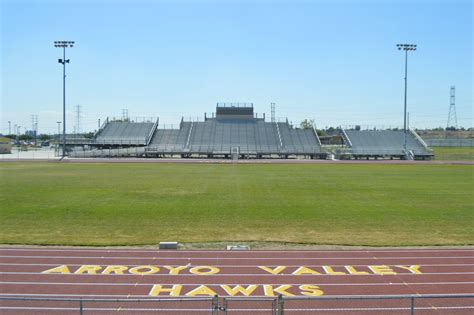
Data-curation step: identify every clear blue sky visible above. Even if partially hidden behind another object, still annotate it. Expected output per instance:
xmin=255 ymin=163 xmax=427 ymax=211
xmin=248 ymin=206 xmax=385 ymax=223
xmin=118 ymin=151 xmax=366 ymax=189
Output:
xmin=1 ymin=0 xmax=472 ymax=134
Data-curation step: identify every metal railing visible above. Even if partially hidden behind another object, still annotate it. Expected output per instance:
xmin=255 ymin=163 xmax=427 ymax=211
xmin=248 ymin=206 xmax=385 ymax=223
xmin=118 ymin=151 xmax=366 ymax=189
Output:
xmin=1 ymin=294 xmax=472 ymax=314
xmin=0 ymin=296 xmax=219 ymax=314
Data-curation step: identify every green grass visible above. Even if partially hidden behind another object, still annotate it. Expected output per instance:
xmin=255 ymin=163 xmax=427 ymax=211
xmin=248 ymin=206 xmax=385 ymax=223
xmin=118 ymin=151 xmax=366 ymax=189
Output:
xmin=433 ymin=147 xmax=474 ymax=161
xmin=0 ymin=162 xmax=473 ymax=246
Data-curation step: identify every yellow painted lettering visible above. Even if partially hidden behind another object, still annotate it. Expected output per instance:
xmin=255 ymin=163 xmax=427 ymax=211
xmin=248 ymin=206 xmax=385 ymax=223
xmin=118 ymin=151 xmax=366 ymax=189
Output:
xmin=42 ymin=265 xmax=70 ymax=274
xmin=189 ymin=266 xmax=220 ymax=275
xmin=164 ymin=265 xmax=188 ymax=275
xmin=322 ymin=266 xmax=346 ymax=275
xmin=185 ymin=285 xmax=217 ymax=296
xmin=344 ymin=266 xmax=369 ymax=275
xmin=102 ymin=265 xmax=128 ymax=275
xmin=299 ymin=284 xmax=324 ymax=297
xmin=397 ymin=265 xmax=422 ymax=274
xmin=273 ymin=285 xmax=295 ymax=296
xmin=292 ymin=266 xmax=321 ymax=275
xmin=74 ymin=265 xmax=102 ymax=275
xmin=258 ymin=266 xmax=287 ymax=275
xmin=129 ymin=266 xmax=160 ymax=275
xmin=149 ymin=285 xmax=182 ymax=296
xmin=263 ymin=285 xmax=275 ymax=296
xmin=369 ymin=265 xmax=397 ymax=275
xmin=221 ymin=285 xmax=258 ymax=296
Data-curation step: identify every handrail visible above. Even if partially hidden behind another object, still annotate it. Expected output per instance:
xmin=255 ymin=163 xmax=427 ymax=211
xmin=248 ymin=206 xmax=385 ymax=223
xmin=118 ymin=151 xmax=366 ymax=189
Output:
xmin=93 ymin=117 xmax=109 ymax=138
xmin=146 ymin=117 xmax=159 ymax=146
xmin=409 ymin=128 xmax=429 ymax=149
xmin=312 ymin=127 xmax=322 ymax=146
xmin=275 ymin=121 xmax=284 ymax=149
xmin=283 ymin=293 xmax=474 ymax=302
xmin=185 ymin=121 xmax=194 ymax=148
xmin=341 ymin=128 xmax=353 ymax=147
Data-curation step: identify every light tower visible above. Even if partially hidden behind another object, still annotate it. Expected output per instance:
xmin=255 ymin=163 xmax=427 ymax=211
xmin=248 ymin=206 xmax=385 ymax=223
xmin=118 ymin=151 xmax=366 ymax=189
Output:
xmin=447 ymin=86 xmax=458 ymax=129
xmin=54 ymin=40 xmax=75 ymax=158
xmin=396 ymin=43 xmax=417 ymax=158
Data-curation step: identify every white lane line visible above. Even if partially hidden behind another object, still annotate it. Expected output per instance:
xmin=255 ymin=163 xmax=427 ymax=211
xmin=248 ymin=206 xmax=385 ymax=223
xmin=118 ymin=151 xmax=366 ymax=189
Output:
xmin=1 ymin=293 xmax=473 ymax=298
xmin=1 ymin=248 xmax=472 ymax=253
xmin=1 ymin=306 xmax=473 ymax=312
xmin=1 ymin=255 xmax=472 ymax=260
xmin=1 ymin=262 xmax=473 ymax=267
xmin=2 ymin=281 xmax=474 ymax=286
xmin=2 ymin=271 xmax=474 ymax=276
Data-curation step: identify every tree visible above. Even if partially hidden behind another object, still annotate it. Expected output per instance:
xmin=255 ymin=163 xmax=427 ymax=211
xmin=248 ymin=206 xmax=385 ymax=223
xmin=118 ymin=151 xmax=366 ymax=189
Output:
xmin=300 ymin=119 xmax=316 ymax=129
xmin=39 ymin=134 xmax=50 ymax=141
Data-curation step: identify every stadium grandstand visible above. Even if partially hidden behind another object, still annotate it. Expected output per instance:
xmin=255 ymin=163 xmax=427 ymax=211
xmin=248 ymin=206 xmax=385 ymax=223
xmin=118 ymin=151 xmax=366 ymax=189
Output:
xmin=69 ymin=104 xmax=325 ymax=159
xmin=341 ymin=128 xmax=434 ymax=160
xmin=67 ymin=104 xmax=434 ymax=160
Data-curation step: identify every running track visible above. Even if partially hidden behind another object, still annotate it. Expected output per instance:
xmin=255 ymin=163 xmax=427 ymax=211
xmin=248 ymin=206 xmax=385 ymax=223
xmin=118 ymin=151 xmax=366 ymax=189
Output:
xmin=0 ymin=247 xmax=473 ymax=314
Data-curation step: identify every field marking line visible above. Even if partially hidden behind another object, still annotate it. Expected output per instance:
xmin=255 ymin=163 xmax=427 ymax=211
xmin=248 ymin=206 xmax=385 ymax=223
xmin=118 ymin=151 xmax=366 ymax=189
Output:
xmin=2 ymin=281 xmax=474 ymax=286
xmin=1 ymin=293 xmax=473 ymax=298
xmin=2 ymin=271 xmax=474 ymax=276
xmin=2 ymin=255 xmax=473 ymax=260
xmin=2 ymin=262 xmax=473 ymax=267
xmin=1 ymin=248 xmax=473 ymax=254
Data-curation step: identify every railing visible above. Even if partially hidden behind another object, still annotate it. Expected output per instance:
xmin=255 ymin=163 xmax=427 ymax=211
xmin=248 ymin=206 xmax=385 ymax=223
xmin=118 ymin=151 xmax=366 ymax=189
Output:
xmin=1 ymin=294 xmax=472 ymax=314
xmin=0 ymin=296 xmax=218 ymax=314
xmin=146 ymin=117 xmax=159 ymax=146
xmin=312 ymin=127 xmax=322 ymax=146
xmin=185 ymin=121 xmax=194 ymax=148
xmin=340 ymin=128 xmax=353 ymax=147
xmin=409 ymin=128 xmax=429 ymax=149
xmin=93 ymin=117 xmax=109 ymax=137
xmin=275 ymin=122 xmax=284 ymax=149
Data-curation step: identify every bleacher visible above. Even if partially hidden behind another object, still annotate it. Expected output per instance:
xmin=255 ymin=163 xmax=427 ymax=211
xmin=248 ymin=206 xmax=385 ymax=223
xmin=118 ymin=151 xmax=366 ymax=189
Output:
xmin=145 ymin=105 xmax=324 ymax=158
xmin=95 ymin=121 xmax=156 ymax=145
xmin=342 ymin=129 xmax=433 ymax=159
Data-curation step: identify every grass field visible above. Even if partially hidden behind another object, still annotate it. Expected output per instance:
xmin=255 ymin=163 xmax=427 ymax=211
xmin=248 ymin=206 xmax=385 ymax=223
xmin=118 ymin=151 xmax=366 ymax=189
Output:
xmin=433 ymin=147 xmax=474 ymax=161
xmin=0 ymin=162 xmax=473 ymax=246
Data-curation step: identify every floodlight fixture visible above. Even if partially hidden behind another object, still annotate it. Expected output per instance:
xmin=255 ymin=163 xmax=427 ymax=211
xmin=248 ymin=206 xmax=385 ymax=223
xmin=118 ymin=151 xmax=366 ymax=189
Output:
xmin=396 ymin=43 xmax=417 ymax=158
xmin=54 ymin=40 xmax=75 ymax=158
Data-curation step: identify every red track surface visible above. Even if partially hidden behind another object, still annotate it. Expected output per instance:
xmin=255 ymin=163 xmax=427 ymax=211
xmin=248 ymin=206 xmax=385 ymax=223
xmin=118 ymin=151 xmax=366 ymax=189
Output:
xmin=0 ymin=247 xmax=473 ymax=314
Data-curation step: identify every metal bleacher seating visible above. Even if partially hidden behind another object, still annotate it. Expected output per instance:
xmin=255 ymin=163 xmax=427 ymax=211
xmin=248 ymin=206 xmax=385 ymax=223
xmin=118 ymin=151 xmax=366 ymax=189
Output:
xmin=145 ymin=105 xmax=323 ymax=157
xmin=95 ymin=121 xmax=156 ymax=145
xmin=343 ymin=129 xmax=433 ymax=158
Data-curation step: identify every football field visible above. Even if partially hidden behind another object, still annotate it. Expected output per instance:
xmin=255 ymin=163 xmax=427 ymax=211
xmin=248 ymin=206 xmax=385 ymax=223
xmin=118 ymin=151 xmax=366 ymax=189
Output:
xmin=0 ymin=162 xmax=472 ymax=246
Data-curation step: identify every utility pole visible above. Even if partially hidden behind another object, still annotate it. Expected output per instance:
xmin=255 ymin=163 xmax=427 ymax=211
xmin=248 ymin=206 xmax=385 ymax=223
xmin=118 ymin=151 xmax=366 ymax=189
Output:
xmin=54 ymin=40 xmax=75 ymax=158
xmin=396 ymin=43 xmax=417 ymax=158
xmin=98 ymin=119 xmax=101 ymax=129
xmin=8 ymin=121 xmax=11 ymax=135
xmin=56 ymin=121 xmax=61 ymax=139
xmin=31 ymin=115 xmax=38 ymax=145
xmin=76 ymin=104 xmax=82 ymax=135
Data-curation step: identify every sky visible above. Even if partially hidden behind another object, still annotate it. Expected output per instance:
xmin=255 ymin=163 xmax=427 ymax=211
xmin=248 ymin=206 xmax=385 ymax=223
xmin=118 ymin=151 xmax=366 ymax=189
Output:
xmin=1 ymin=0 xmax=472 ymax=134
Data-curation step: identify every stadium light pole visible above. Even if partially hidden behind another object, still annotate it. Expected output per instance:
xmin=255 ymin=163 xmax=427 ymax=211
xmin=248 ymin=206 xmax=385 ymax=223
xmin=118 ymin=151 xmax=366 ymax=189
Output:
xmin=54 ymin=40 xmax=75 ymax=158
xmin=396 ymin=43 xmax=416 ymax=158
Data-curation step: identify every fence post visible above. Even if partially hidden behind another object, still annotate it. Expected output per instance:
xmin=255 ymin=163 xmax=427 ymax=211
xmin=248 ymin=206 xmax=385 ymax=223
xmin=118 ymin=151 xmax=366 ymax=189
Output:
xmin=277 ymin=294 xmax=284 ymax=315
xmin=212 ymin=295 xmax=219 ymax=315
xmin=410 ymin=296 xmax=415 ymax=315
xmin=79 ymin=298 xmax=83 ymax=315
